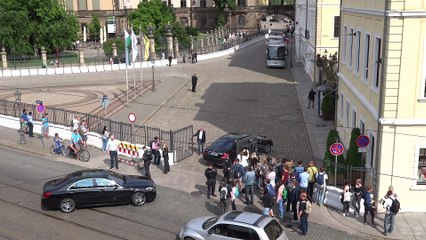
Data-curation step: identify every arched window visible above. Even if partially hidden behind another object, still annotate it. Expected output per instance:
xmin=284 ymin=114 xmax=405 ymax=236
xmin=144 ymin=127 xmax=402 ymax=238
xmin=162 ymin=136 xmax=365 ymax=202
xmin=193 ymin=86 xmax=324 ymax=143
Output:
xmin=238 ymin=15 xmax=246 ymax=27
xmin=180 ymin=17 xmax=188 ymax=26
xmin=201 ymin=17 xmax=207 ymax=28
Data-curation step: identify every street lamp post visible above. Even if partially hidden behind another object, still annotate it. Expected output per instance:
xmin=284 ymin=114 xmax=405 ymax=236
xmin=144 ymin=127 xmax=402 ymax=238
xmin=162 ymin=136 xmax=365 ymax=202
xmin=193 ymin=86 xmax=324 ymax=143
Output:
xmin=14 ymin=90 xmax=26 ymax=144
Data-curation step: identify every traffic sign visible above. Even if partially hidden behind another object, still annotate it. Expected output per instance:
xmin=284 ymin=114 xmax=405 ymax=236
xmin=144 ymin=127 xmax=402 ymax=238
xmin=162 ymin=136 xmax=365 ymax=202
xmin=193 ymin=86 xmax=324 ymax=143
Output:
xmin=36 ymin=103 xmax=46 ymax=114
xmin=356 ymin=135 xmax=370 ymax=148
xmin=329 ymin=142 xmax=344 ymax=156
xmin=128 ymin=113 xmax=136 ymax=123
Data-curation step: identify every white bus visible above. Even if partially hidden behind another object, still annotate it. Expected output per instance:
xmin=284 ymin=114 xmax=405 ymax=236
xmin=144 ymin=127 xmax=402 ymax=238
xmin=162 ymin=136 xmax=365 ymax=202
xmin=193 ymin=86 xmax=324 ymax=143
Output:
xmin=266 ymin=42 xmax=287 ymax=68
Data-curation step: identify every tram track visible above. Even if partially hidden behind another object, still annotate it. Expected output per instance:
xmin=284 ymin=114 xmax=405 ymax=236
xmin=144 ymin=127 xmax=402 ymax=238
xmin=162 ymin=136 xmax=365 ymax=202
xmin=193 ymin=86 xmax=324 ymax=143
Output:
xmin=0 ymin=178 xmax=179 ymax=240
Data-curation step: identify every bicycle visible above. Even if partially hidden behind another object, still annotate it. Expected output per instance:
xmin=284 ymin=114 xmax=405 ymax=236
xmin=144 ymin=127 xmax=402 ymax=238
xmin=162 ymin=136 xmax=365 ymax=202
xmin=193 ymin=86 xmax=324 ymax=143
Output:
xmin=66 ymin=146 xmax=90 ymax=162
xmin=50 ymin=143 xmax=67 ymax=156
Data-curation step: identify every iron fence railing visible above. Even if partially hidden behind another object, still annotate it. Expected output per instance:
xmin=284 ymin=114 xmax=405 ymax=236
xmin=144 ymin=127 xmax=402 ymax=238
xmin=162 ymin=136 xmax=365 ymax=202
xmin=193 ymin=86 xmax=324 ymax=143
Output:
xmin=0 ymin=99 xmax=193 ymax=162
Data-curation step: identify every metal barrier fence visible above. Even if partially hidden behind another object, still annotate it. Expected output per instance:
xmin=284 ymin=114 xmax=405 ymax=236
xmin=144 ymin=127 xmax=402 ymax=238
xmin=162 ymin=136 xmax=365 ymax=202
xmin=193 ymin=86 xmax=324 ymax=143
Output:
xmin=0 ymin=99 xmax=193 ymax=162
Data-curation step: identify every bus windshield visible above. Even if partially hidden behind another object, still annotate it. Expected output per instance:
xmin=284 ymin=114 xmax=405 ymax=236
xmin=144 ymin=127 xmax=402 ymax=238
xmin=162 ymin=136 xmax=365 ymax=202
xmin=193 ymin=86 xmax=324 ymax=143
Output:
xmin=267 ymin=46 xmax=286 ymax=60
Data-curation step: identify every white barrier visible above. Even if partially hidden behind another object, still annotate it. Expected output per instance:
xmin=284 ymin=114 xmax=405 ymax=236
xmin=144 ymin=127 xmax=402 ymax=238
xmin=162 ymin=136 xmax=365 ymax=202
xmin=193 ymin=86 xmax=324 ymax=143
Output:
xmin=0 ymin=35 xmax=265 ymax=78
xmin=323 ymin=186 xmax=367 ymax=215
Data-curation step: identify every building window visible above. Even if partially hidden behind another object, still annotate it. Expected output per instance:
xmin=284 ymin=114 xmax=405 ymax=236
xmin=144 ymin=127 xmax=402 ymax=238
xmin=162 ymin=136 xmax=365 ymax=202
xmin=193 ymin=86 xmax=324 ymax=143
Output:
xmin=180 ymin=17 xmax=188 ymax=26
xmin=363 ymin=33 xmax=370 ymax=82
xmin=92 ymin=0 xmax=100 ymax=10
xmin=66 ymin=0 xmax=74 ymax=10
xmin=201 ymin=17 xmax=207 ymax=28
xmin=238 ymin=0 xmax=246 ymax=7
xmin=180 ymin=0 xmax=187 ymax=7
xmin=78 ymin=0 xmax=87 ymax=10
xmin=342 ymin=26 xmax=347 ymax=64
xmin=340 ymin=94 xmax=344 ymax=119
xmin=352 ymin=110 xmax=357 ymax=129
xmin=349 ymin=28 xmax=354 ymax=67
xmin=359 ymin=120 xmax=365 ymax=135
xmin=269 ymin=0 xmax=280 ymax=6
xmin=346 ymin=101 xmax=350 ymax=127
xmin=373 ymin=37 xmax=382 ymax=90
xmin=369 ymin=134 xmax=375 ymax=167
xmin=418 ymin=148 xmax=426 ymax=185
xmin=238 ymin=15 xmax=245 ymax=27
xmin=422 ymin=39 xmax=426 ymax=98
xmin=333 ymin=16 xmax=340 ymax=38
xmin=355 ymin=31 xmax=361 ymax=73
xmin=200 ymin=0 xmax=207 ymax=7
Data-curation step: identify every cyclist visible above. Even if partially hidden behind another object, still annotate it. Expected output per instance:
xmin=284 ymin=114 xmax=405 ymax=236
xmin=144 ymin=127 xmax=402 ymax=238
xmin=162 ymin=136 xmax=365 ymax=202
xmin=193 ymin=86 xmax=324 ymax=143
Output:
xmin=70 ymin=129 xmax=82 ymax=156
xmin=53 ymin=133 xmax=64 ymax=154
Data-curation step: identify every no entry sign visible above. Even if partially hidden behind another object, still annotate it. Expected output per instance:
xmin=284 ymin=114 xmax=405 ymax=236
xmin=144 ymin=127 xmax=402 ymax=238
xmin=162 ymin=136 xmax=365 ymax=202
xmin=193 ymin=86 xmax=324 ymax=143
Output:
xmin=128 ymin=113 xmax=136 ymax=123
xmin=356 ymin=135 xmax=370 ymax=148
xmin=329 ymin=142 xmax=344 ymax=156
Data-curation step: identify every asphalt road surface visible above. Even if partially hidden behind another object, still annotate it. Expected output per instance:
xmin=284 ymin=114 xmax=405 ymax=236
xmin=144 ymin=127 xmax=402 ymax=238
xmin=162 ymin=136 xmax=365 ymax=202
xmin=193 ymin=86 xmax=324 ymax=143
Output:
xmin=0 ymin=146 xmax=374 ymax=240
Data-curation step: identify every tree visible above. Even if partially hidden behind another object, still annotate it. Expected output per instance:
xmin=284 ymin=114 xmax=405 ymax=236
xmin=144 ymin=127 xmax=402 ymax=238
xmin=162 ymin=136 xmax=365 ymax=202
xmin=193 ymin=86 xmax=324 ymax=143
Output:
xmin=346 ymin=128 xmax=362 ymax=167
xmin=88 ymin=15 xmax=101 ymax=43
xmin=213 ymin=0 xmax=236 ymax=27
xmin=128 ymin=0 xmax=198 ymax=51
xmin=0 ymin=0 xmax=79 ymax=55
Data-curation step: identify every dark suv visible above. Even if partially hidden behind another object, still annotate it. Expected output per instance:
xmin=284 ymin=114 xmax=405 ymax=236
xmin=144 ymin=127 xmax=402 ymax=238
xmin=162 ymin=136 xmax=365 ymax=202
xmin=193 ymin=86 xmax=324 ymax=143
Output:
xmin=202 ymin=133 xmax=273 ymax=165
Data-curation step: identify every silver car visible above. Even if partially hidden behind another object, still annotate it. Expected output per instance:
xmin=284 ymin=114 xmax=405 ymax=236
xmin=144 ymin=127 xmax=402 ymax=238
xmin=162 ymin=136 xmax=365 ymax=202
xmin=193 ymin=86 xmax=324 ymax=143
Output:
xmin=179 ymin=211 xmax=288 ymax=240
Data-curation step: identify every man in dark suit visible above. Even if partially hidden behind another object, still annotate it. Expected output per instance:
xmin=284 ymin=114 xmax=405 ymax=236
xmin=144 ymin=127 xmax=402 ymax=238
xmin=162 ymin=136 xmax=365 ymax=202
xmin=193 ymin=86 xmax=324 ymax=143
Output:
xmin=191 ymin=74 xmax=198 ymax=92
xmin=193 ymin=128 xmax=206 ymax=155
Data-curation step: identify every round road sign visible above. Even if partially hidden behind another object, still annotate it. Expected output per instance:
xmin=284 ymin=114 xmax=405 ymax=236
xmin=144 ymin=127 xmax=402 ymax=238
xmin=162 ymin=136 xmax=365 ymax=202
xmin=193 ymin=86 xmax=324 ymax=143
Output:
xmin=36 ymin=104 xmax=46 ymax=114
xmin=329 ymin=142 xmax=344 ymax=156
xmin=356 ymin=135 xmax=370 ymax=148
xmin=128 ymin=113 xmax=136 ymax=123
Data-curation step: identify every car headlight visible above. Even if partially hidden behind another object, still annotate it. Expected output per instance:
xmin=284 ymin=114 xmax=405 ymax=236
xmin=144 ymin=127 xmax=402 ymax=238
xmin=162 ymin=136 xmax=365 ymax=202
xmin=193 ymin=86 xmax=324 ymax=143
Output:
xmin=146 ymin=186 xmax=155 ymax=192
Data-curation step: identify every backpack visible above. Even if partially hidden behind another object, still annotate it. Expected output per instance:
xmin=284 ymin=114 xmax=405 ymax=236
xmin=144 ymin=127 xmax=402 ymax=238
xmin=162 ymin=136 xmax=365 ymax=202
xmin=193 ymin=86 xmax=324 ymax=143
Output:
xmin=281 ymin=188 xmax=288 ymax=200
xmin=390 ymin=198 xmax=401 ymax=215
xmin=234 ymin=186 xmax=240 ymax=198
xmin=305 ymin=200 xmax=312 ymax=214
xmin=143 ymin=149 xmax=152 ymax=161
xmin=266 ymin=184 xmax=276 ymax=197
xmin=297 ymin=200 xmax=312 ymax=215
xmin=316 ymin=173 xmax=325 ymax=186
xmin=220 ymin=186 xmax=228 ymax=200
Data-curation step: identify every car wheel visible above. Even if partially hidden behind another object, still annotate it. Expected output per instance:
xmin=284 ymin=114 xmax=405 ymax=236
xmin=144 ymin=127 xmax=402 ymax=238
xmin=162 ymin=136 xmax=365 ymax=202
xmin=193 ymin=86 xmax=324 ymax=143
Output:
xmin=59 ymin=198 xmax=76 ymax=213
xmin=131 ymin=192 xmax=147 ymax=206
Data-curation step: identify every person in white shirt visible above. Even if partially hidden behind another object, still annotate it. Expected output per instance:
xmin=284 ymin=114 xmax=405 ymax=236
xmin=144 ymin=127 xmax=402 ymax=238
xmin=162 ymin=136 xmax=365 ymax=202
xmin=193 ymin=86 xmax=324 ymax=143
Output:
xmin=237 ymin=149 xmax=250 ymax=167
xmin=315 ymin=167 xmax=328 ymax=206
xmin=27 ymin=112 xmax=34 ymax=137
xmin=192 ymin=128 xmax=206 ymax=155
xmin=107 ymin=135 xmax=120 ymax=169
xmin=382 ymin=190 xmax=396 ymax=236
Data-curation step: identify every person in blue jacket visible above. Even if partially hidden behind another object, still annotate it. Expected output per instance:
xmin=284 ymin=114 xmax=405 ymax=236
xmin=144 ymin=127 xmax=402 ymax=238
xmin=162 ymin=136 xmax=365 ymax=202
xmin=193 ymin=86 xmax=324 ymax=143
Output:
xmin=363 ymin=185 xmax=376 ymax=226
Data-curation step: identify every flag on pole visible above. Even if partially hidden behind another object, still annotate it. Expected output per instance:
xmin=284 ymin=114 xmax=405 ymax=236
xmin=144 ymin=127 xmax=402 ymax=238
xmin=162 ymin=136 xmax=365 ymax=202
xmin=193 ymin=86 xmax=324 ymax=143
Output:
xmin=131 ymin=29 xmax=138 ymax=63
xmin=143 ymin=34 xmax=150 ymax=61
xmin=124 ymin=30 xmax=130 ymax=65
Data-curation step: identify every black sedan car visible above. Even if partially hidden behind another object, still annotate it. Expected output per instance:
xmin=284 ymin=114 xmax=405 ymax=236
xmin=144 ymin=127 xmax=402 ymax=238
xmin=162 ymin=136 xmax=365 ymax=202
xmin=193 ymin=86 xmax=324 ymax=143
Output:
xmin=41 ymin=169 xmax=156 ymax=213
xmin=203 ymin=133 xmax=273 ymax=165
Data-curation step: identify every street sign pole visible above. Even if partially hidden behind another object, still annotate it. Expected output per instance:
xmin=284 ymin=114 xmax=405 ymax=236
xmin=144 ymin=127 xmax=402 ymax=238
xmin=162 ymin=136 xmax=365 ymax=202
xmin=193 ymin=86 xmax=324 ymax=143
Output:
xmin=335 ymin=154 xmax=338 ymax=186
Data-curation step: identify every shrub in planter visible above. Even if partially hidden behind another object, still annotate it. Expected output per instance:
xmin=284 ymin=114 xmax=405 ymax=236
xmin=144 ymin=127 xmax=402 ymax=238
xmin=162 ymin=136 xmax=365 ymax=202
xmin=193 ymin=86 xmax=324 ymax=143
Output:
xmin=346 ymin=128 xmax=362 ymax=167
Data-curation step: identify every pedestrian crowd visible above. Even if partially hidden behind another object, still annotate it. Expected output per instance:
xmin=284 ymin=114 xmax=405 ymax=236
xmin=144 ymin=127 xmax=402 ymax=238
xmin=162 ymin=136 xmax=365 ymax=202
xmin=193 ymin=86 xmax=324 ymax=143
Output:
xmin=19 ymin=109 xmax=49 ymax=138
xmin=203 ymin=150 xmax=401 ymax=237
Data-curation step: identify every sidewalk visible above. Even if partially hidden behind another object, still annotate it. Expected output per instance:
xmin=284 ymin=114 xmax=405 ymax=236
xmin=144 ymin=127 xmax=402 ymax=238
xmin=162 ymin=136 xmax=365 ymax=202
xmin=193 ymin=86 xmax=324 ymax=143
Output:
xmin=291 ymin=62 xmax=421 ymax=240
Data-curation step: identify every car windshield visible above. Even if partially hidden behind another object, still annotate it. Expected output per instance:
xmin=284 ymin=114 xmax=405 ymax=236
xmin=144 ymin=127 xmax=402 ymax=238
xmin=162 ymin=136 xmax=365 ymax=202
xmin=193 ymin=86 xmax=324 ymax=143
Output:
xmin=202 ymin=217 xmax=219 ymax=230
xmin=210 ymin=138 xmax=235 ymax=152
xmin=263 ymin=219 xmax=284 ymax=240
xmin=267 ymin=46 xmax=286 ymax=60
